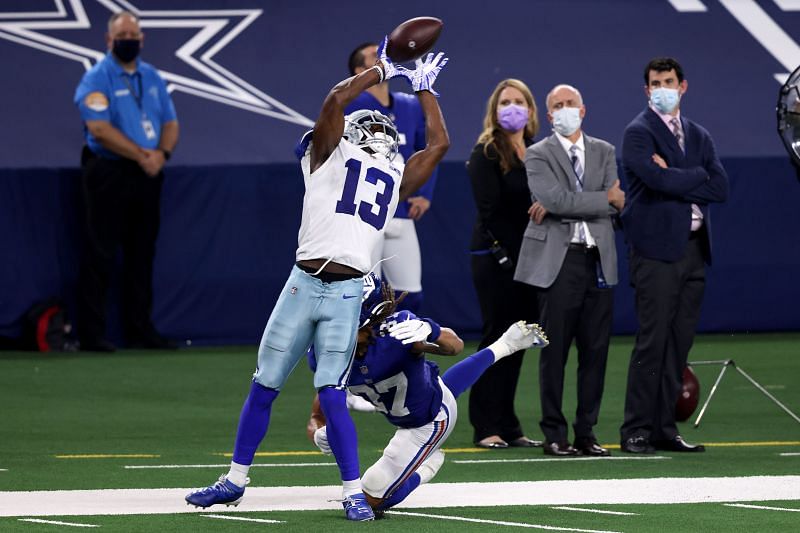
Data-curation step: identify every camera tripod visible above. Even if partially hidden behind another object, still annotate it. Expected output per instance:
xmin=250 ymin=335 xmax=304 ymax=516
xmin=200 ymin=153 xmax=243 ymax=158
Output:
xmin=688 ymin=359 xmax=800 ymax=428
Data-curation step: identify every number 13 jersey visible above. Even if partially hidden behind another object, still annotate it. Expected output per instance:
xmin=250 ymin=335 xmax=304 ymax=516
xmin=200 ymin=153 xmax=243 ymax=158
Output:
xmin=297 ymin=136 xmax=403 ymax=274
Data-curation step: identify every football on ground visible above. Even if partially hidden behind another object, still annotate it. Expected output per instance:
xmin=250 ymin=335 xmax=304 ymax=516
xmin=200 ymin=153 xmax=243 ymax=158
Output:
xmin=386 ymin=16 xmax=443 ymax=63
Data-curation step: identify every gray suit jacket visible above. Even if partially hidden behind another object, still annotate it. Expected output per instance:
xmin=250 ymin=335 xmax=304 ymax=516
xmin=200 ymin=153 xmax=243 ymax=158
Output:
xmin=514 ymin=132 xmax=620 ymax=289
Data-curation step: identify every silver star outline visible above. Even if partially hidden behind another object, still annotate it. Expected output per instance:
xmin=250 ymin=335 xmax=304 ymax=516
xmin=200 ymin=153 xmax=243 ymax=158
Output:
xmin=0 ymin=0 xmax=314 ymax=126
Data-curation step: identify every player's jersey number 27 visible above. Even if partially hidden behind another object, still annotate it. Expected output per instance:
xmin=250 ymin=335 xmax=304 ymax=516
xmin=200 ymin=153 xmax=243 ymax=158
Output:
xmin=335 ymin=158 xmax=396 ymax=231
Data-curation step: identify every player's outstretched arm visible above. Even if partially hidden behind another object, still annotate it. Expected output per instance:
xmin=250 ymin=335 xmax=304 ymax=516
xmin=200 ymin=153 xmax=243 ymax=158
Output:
xmin=401 ymin=53 xmax=450 ymax=200
xmin=414 ymin=327 xmax=464 ymax=356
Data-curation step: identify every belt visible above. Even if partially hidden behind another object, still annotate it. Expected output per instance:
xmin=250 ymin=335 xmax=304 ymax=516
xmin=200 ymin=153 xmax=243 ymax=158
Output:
xmin=295 ymin=262 xmax=362 ymax=282
xmin=568 ymin=242 xmax=598 ymax=253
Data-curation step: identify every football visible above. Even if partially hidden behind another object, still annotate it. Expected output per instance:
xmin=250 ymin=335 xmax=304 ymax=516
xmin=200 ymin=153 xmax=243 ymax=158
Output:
xmin=675 ymin=366 xmax=700 ymax=422
xmin=386 ymin=17 xmax=443 ymax=63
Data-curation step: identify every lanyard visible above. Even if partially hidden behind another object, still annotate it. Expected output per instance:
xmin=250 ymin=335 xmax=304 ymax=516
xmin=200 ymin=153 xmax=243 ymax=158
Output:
xmin=121 ymin=73 xmax=144 ymax=113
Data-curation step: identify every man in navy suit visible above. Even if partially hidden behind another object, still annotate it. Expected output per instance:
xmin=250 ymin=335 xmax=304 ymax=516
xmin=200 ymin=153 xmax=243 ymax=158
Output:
xmin=619 ymin=57 xmax=729 ymax=454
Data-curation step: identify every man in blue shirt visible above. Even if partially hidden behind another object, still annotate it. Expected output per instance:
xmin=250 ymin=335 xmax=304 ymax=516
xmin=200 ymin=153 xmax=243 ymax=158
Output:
xmin=345 ymin=42 xmax=439 ymax=314
xmin=73 ymin=11 xmax=179 ymax=351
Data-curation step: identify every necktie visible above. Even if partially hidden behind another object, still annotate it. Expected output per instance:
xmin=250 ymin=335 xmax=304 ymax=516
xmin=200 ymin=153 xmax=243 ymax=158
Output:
xmin=569 ymin=145 xmax=586 ymax=243
xmin=670 ymin=117 xmax=685 ymax=153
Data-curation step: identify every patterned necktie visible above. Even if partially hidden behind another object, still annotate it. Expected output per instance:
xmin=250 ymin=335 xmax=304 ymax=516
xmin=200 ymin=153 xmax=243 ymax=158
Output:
xmin=569 ymin=145 xmax=586 ymax=243
xmin=670 ymin=117 xmax=685 ymax=153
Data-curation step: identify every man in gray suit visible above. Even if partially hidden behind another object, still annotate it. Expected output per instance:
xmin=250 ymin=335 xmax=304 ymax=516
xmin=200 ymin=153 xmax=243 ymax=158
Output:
xmin=515 ymin=84 xmax=624 ymax=457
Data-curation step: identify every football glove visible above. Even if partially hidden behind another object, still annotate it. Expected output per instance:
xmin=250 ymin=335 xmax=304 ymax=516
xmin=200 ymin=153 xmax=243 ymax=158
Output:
xmin=388 ymin=318 xmax=432 ymax=345
xmin=313 ymin=426 xmax=332 ymax=455
xmin=409 ymin=52 xmax=449 ymax=96
xmin=377 ymin=36 xmax=413 ymax=82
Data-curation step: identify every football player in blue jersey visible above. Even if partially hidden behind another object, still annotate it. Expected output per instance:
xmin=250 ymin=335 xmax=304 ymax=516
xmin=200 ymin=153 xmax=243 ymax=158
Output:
xmin=307 ymin=274 xmax=548 ymax=516
xmin=185 ymin=40 xmax=449 ymax=522
xmin=346 ymin=42 xmax=441 ymax=315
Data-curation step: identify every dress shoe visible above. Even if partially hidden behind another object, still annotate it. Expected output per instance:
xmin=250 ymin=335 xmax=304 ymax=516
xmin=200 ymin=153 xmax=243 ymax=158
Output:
xmin=620 ymin=436 xmax=656 ymax=454
xmin=476 ymin=436 xmax=508 ymax=449
xmin=653 ymin=435 xmax=705 ymax=453
xmin=508 ymin=436 xmax=543 ymax=448
xmin=80 ymin=338 xmax=116 ymax=352
xmin=543 ymin=441 xmax=578 ymax=456
xmin=574 ymin=437 xmax=610 ymax=457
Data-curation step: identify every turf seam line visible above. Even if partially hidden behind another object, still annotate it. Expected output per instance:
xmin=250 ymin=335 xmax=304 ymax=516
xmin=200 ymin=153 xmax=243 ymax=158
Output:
xmin=202 ymin=514 xmax=285 ymax=523
xmin=550 ymin=506 xmax=638 ymax=516
xmin=18 ymin=518 xmax=99 ymax=528
xmin=386 ymin=510 xmax=622 ymax=532
xmin=723 ymin=503 xmax=800 ymax=512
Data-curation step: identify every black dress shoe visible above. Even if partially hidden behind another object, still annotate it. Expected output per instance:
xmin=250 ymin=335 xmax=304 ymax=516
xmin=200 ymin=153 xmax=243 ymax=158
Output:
xmin=80 ymin=338 xmax=116 ymax=352
xmin=653 ymin=435 xmax=705 ymax=452
xmin=543 ymin=441 xmax=578 ymax=456
xmin=508 ymin=436 xmax=543 ymax=448
xmin=620 ymin=436 xmax=655 ymax=454
xmin=574 ymin=438 xmax=610 ymax=457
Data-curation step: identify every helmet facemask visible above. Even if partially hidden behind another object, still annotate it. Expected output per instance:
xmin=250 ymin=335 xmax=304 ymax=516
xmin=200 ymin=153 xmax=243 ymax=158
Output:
xmin=343 ymin=110 xmax=399 ymax=162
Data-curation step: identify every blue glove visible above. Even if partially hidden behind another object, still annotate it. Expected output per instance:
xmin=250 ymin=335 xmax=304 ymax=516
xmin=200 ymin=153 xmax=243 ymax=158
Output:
xmin=377 ymin=36 xmax=413 ymax=82
xmin=410 ymin=52 xmax=449 ymax=96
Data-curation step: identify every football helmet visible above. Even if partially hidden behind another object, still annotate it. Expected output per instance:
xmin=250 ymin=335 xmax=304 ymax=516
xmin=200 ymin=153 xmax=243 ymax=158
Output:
xmin=360 ymin=272 xmax=392 ymax=327
xmin=777 ymin=64 xmax=800 ymax=180
xmin=343 ymin=109 xmax=399 ymax=161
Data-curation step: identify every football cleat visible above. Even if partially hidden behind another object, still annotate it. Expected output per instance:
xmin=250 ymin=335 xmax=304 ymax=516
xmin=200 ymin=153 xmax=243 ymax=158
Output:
xmin=342 ymin=492 xmax=375 ymax=521
xmin=185 ymin=474 xmax=247 ymax=508
xmin=489 ymin=321 xmax=549 ymax=358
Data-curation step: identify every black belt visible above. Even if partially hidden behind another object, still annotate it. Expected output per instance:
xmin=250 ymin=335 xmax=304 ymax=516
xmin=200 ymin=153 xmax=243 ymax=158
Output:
xmin=568 ymin=242 xmax=598 ymax=253
xmin=296 ymin=262 xmax=362 ymax=283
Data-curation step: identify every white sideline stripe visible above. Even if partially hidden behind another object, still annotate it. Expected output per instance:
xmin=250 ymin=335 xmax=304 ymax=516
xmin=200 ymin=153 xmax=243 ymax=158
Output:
xmin=202 ymin=513 xmax=285 ymax=523
xmin=124 ymin=462 xmax=336 ymax=469
xmin=453 ymin=456 xmax=671 ymax=464
xmin=551 ymin=507 xmax=638 ymax=516
xmin=0 ymin=469 xmax=7 ymax=471
xmin=724 ymin=503 xmax=800 ymax=512
xmin=779 ymin=452 xmax=800 ymax=456
xmin=18 ymin=518 xmax=99 ymax=527
xmin=2 ymin=476 xmax=799 ymax=517
xmin=387 ymin=510 xmax=619 ymax=532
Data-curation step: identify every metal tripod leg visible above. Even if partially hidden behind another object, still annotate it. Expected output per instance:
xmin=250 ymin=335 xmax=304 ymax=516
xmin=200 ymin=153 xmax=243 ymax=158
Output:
xmin=688 ymin=359 xmax=800 ymax=428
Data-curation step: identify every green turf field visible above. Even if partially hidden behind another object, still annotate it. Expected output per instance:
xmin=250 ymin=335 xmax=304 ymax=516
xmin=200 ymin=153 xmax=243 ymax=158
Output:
xmin=1 ymin=333 xmax=799 ymax=531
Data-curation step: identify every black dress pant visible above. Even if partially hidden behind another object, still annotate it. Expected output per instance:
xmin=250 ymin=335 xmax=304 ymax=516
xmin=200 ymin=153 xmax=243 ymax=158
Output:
xmin=537 ymin=246 xmax=613 ymax=444
xmin=469 ymin=253 xmax=538 ymax=443
xmin=77 ymin=152 xmax=163 ymax=344
xmin=621 ymin=234 xmax=706 ymax=442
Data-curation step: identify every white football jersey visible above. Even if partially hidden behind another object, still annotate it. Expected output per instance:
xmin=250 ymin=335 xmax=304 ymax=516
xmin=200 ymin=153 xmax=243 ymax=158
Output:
xmin=296 ymin=138 xmax=403 ymax=273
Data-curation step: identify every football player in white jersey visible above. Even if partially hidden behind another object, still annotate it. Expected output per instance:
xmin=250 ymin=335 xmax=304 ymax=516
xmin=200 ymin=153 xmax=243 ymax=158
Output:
xmin=185 ymin=40 xmax=449 ymax=522
xmin=307 ymin=274 xmax=549 ymax=517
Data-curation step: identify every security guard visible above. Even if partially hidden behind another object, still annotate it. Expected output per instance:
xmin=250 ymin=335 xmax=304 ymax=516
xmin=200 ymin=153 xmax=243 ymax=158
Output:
xmin=74 ymin=11 xmax=178 ymax=352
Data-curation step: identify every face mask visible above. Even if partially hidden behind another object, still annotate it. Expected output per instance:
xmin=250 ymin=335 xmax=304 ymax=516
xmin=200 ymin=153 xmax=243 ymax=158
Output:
xmin=497 ymin=104 xmax=529 ymax=132
xmin=552 ymin=107 xmax=582 ymax=136
xmin=113 ymin=39 xmax=141 ymax=63
xmin=650 ymin=87 xmax=680 ymax=114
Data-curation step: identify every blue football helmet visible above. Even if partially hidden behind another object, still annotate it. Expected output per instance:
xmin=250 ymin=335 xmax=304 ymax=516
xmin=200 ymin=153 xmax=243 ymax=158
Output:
xmin=360 ymin=272 xmax=393 ymax=328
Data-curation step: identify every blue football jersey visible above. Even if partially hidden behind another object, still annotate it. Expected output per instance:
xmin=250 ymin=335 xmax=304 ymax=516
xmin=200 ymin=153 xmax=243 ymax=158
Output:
xmin=346 ymin=311 xmax=443 ymax=428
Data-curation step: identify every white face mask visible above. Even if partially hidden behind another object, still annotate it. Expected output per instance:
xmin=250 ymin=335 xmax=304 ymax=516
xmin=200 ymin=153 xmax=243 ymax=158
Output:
xmin=650 ymin=87 xmax=680 ymax=114
xmin=552 ymin=107 xmax=582 ymax=136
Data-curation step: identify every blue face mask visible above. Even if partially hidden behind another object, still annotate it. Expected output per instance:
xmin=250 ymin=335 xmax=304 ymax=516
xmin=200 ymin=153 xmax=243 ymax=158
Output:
xmin=650 ymin=87 xmax=680 ymax=114
xmin=551 ymin=107 xmax=582 ymax=136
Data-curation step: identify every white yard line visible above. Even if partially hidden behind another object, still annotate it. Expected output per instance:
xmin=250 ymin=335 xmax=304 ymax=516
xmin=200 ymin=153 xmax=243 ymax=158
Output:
xmin=453 ymin=456 xmax=670 ymax=464
xmin=202 ymin=514 xmax=285 ymax=523
xmin=124 ymin=462 xmax=336 ymax=469
xmin=1 ymin=476 xmax=799 ymax=517
xmin=723 ymin=503 xmax=800 ymax=512
xmin=17 ymin=518 xmax=99 ymax=527
xmin=387 ymin=510 xmax=620 ymax=532
xmin=551 ymin=507 xmax=638 ymax=516
xmin=779 ymin=452 xmax=800 ymax=456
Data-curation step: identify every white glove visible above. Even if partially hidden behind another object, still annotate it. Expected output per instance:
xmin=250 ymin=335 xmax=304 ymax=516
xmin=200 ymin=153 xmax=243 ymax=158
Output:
xmin=377 ymin=36 xmax=413 ymax=82
xmin=409 ymin=52 xmax=449 ymax=96
xmin=313 ymin=426 xmax=332 ymax=455
xmin=346 ymin=391 xmax=378 ymax=412
xmin=388 ymin=318 xmax=432 ymax=345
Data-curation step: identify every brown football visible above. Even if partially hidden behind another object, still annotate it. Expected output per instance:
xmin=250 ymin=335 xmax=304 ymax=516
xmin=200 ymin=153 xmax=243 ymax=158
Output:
xmin=386 ymin=17 xmax=443 ymax=63
xmin=675 ymin=366 xmax=700 ymax=422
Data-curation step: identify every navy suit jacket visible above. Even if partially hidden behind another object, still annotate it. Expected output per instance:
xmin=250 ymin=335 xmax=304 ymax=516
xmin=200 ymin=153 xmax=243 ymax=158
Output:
xmin=620 ymin=107 xmax=729 ymax=264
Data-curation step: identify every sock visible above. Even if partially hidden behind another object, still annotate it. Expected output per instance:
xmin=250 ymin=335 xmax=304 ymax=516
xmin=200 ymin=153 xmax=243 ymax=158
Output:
xmin=376 ymin=473 xmax=421 ymax=511
xmin=318 ymin=387 xmax=360 ymax=484
xmin=226 ymin=461 xmax=249 ymax=488
xmin=231 ymin=381 xmax=279 ymax=467
xmin=342 ymin=478 xmax=362 ymax=499
xmin=441 ymin=348 xmax=495 ymax=398
xmin=397 ymin=290 xmax=422 ymax=314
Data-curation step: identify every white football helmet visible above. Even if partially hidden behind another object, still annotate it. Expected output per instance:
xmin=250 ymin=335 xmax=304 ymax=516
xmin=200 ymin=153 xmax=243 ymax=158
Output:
xmin=343 ymin=109 xmax=399 ymax=161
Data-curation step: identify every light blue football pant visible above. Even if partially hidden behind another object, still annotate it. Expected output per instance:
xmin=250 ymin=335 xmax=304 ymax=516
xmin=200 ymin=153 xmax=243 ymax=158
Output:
xmin=253 ymin=265 xmax=363 ymax=390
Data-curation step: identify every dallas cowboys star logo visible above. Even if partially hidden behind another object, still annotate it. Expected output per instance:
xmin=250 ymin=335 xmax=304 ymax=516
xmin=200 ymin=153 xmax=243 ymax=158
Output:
xmin=0 ymin=0 xmax=314 ymax=126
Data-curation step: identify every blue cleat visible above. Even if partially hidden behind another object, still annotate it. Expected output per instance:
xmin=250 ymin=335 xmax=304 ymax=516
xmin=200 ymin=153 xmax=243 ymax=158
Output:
xmin=185 ymin=475 xmax=246 ymax=508
xmin=342 ymin=492 xmax=375 ymax=521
